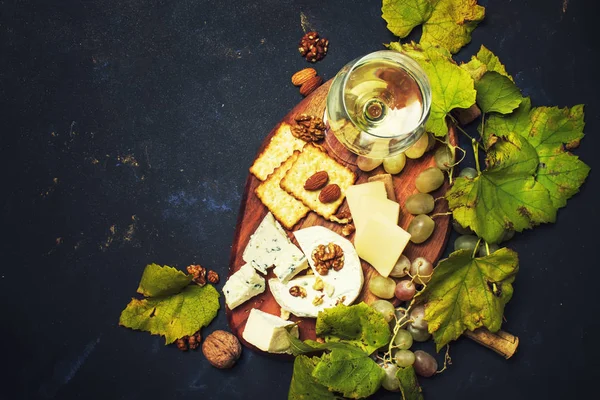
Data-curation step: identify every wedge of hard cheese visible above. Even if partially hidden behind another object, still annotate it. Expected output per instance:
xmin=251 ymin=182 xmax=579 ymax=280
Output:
xmin=354 ymin=212 xmax=411 ymax=278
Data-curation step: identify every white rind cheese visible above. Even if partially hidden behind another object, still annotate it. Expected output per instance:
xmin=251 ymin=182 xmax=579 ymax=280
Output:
xmin=223 ymin=263 xmax=266 ymax=310
xmin=269 ymin=226 xmax=364 ymax=318
xmin=242 ymin=212 xmax=308 ymax=282
xmin=242 ymin=308 xmax=299 ymax=354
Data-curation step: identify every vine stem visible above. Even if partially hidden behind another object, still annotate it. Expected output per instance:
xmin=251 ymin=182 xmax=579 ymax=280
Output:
xmin=472 ymin=238 xmax=482 ymax=258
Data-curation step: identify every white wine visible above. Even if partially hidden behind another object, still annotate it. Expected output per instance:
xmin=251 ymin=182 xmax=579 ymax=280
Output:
xmin=326 ymin=51 xmax=431 ymax=158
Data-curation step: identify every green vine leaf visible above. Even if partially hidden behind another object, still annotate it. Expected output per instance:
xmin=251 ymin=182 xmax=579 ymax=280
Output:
xmin=462 ymin=45 xmax=513 ymax=82
xmin=136 ymin=263 xmax=192 ymax=297
xmin=289 ymin=356 xmax=339 ymax=400
xmin=423 ymin=249 xmax=519 ymax=351
xmin=396 ymin=366 xmax=424 ymax=400
xmin=382 ymin=0 xmax=485 ymax=54
xmin=475 ymin=71 xmax=523 ymax=114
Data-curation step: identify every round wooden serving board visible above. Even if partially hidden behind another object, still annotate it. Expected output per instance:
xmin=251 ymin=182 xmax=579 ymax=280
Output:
xmin=227 ymin=79 xmax=457 ymax=351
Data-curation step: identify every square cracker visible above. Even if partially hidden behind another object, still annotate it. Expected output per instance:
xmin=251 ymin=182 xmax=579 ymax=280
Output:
xmin=255 ymin=151 xmax=310 ymax=230
xmin=280 ymin=145 xmax=356 ymax=220
xmin=249 ymin=123 xmax=306 ymax=181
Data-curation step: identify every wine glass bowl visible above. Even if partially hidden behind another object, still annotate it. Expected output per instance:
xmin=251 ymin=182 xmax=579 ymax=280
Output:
xmin=325 ymin=50 xmax=432 ymax=159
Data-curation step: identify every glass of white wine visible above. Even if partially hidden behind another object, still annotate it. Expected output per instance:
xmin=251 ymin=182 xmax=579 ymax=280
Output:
xmin=325 ymin=50 xmax=431 ymax=159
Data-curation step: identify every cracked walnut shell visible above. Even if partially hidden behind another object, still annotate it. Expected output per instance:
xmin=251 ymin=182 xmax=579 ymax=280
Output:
xmin=312 ymin=242 xmax=344 ymax=275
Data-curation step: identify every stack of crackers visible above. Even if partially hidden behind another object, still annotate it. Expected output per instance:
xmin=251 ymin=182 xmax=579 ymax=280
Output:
xmin=250 ymin=122 xmax=356 ymax=229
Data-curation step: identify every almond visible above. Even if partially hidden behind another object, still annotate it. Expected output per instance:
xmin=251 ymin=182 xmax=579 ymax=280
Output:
xmin=319 ymin=184 xmax=341 ymax=203
xmin=299 ymin=75 xmax=323 ymax=97
xmin=304 ymin=171 xmax=329 ymax=190
xmin=291 ymin=68 xmax=317 ymax=86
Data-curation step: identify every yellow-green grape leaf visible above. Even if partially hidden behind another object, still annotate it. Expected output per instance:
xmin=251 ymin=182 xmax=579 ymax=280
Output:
xmin=382 ymin=0 xmax=434 ymax=38
xmin=119 ymin=284 xmax=220 ymax=344
xmin=486 ymin=98 xmax=589 ymax=209
xmin=422 ymin=0 xmax=485 ymax=54
xmin=423 ymin=248 xmax=519 ymax=351
xmin=315 ymin=303 xmax=391 ymax=355
xmin=475 ymin=71 xmax=523 ymax=114
xmin=446 ymin=133 xmax=556 ymax=243
xmin=137 ymin=263 xmax=192 ymax=297
xmin=289 ymin=356 xmax=339 ymax=400
xmin=396 ymin=366 xmax=424 ymax=400
xmin=462 ymin=45 xmax=513 ymax=82
xmin=312 ymin=348 xmax=385 ymax=399
xmin=382 ymin=0 xmax=485 ymax=54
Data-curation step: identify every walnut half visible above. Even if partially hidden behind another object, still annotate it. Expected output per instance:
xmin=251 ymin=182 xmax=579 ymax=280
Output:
xmin=312 ymin=242 xmax=344 ymax=275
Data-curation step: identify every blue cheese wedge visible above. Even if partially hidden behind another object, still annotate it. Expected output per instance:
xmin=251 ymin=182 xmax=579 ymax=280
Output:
xmin=269 ymin=227 xmax=364 ymax=318
xmin=242 ymin=308 xmax=299 ymax=354
xmin=223 ymin=263 xmax=266 ymax=310
xmin=242 ymin=212 xmax=308 ymax=282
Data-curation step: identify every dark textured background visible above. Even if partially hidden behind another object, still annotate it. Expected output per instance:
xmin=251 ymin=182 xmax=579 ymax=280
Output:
xmin=1 ymin=0 xmax=599 ymax=399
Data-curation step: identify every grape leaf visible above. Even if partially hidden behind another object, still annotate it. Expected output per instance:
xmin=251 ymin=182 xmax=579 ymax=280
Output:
xmin=422 ymin=248 xmax=519 ymax=351
xmin=289 ymin=356 xmax=339 ymax=400
xmin=485 ymin=98 xmax=589 ymax=209
xmin=447 ymin=97 xmax=589 ymax=243
xmin=137 ymin=263 xmax=192 ymax=297
xmin=312 ymin=348 xmax=385 ymax=399
xmin=286 ymin=331 xmax=365 ymax=357
xmin=388 ymin=43 xmax=476 ymax=137
xmin=381 ymin=0 xmax=434 ymax=38
xmin=120 ymin=281 xmax=220 ymax=344
xmin=462 ymin=45 xmax=513 ymax=82
xmin=475 ymin=71 xmax=523 ymax=114
xmin=396 ymin=366 xmax=424 ymax=400
xmin=315 ymin=303 xmax=390 ymax=355
xmin=382 ymin=0 xmax=485 ymax=54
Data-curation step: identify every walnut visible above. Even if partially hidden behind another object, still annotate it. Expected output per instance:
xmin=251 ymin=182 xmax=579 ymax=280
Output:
xmin=298 ymin=31 xmax=329 ymax=63
xmin=341 ymin=224 xmax=356 ymax=237
xmin=312 ymin=295 xmax=325 ymax=306
xmin=312 ymin=277 xmax=324 ymax=291
xmin=176 ymin=331 xmax=202 ymax=351
xmin=207 ymin=270 xmax=219 ymax=284
xmin=289 ymin=285 xmax=307 ymax=298
xmin=176 ymin=337 xmax=188 ymax=351
xmin=292 ymin=114 xmax=326 ymax=142
xmin=202 ymin=330 xmax=242 ymax=369
xmin=187 ymin=264 xmax=207 ymax=286
xmin=335 ymin=296 xmax=346 ymax=306
xmin=312 ymin=242 xmax=345 ymax=275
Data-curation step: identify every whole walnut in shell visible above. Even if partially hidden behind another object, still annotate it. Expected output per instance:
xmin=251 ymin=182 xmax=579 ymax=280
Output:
xmin=202 ymin=330 xmax=242 ymax=369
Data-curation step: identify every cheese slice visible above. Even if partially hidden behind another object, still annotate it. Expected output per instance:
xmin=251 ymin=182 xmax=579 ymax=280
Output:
xmin=345 ymin=182 xmax=387 ymax=229
xmin=354 ymin=195 xmax=400 ymax=232
xmin=242 ymin=308 xmax=299 ymax=354
xmin=242 ymin=212 xmax=308 ymax=282
xmin=223 ymin=263 xmax=266 ymax=310
xmin=354 ymin=213 xmax=411 ymax=277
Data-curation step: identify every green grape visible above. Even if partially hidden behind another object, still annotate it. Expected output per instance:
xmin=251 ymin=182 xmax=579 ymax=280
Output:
xmin=394 ymin=349 xmax=416 ymax=367
xmin=389 ymin=255 xmax=411 ymax=278
xmin=415 ymin=167 xmax=445 ymax=193
xmin=478 ymin=243 xmax=500 ymax=257
xmin=371 ymin=300 xmax=396 ymax=322
xmin=404 ymin=133 xmax=429 ymax=159
xmin=369 ymin=276 xmax=396 ymax=299
xmin=459 ymin=167 xmax=478 ymax=179
xmin=409 ymin=257 xmax=433 ymax=285
xmin=404 ymin=193 xmax=435 ymax=215
xmin=407 ymin=324 xmax=431 ymax=342
xmin=407 ymin=214 xmax=435 ymax=244
xmin=408 ymin=304 xmax=428 ymax=330
xmin=378 ymin=362 xmax=400 ymax=392
xmin=501 ymin=229 xmax=515 ymax=242
xmin=357 ymin=155 xmax=383 ymax=172
xmin=452 ymin=218 xmax=473 ymax=235
xmin=393 ymin=329 xmax=413 ymax=350
xmin=425 ymin=132 xmax=436 ymax=152
xmin=383 ymin=152 xmax=407 ymax=175
xmin=454 ymin=235 xmax=480 ymax=252
xmin=434 ymin=146 xmax=453 ymax=171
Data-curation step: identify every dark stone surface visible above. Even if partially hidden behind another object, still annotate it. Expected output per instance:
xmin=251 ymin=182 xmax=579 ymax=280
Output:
xmin=1 ymin=0 xmax=599 ymax=399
